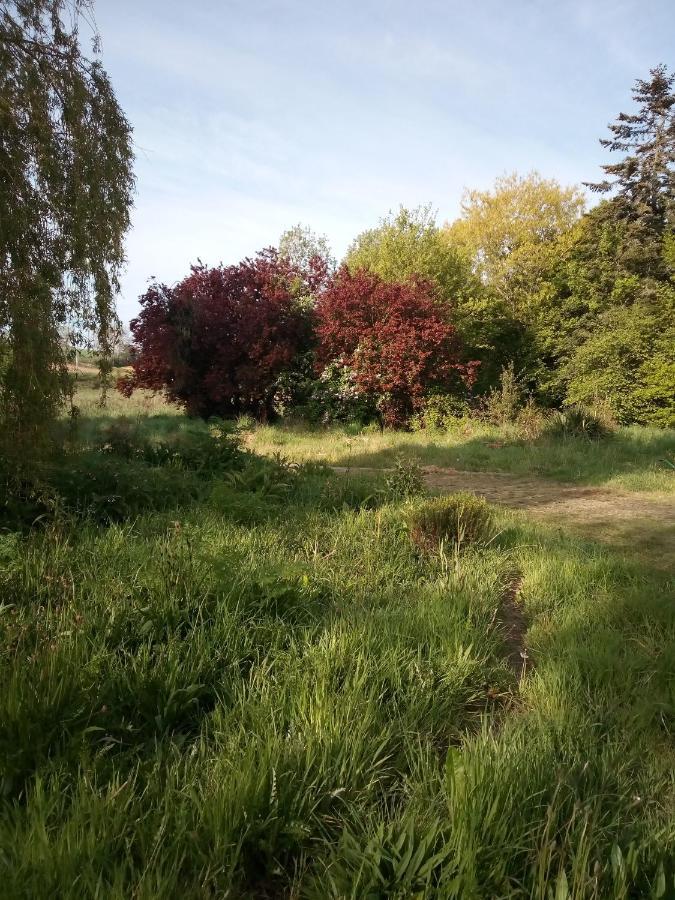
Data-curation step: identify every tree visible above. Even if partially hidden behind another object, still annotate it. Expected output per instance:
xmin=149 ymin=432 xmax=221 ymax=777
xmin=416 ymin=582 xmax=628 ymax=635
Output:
xmin=278 ymin=223 xmax=336 ymax=280
xmin=0 ymin=0 xmax=134 ymax=453
xmin=119 ymin=250 xmax=313 ymax=420
xmin=585 ymin=64 xmax=675 ymax=277
xmin=534 ymin=68 xmax=675 ymax=422
xmin=345 ymin=204 xmax=474 ymax=302
xmin=562 ymin=289 xmax=675 ymax=426
xmin=445 ymin=172 xmax=585 ymax=316
xmin=314 ymin=268 xmax=476 ymax=427
xmin=534 ymin=200 xmax=675 ymax=422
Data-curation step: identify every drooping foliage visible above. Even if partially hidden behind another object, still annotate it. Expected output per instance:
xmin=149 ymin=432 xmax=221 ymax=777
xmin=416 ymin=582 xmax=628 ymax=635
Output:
xmin=120 ymin=250 xmax=315 ymax=419
xmin=0 ymin=0 xmax=134 ymax=453
xmin=314 ymin=268 xmax=476 ymax=427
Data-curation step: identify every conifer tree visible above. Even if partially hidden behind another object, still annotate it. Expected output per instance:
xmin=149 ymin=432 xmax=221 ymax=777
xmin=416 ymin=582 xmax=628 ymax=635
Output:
xmin=586 ymin=64 xmax=675 ymax=276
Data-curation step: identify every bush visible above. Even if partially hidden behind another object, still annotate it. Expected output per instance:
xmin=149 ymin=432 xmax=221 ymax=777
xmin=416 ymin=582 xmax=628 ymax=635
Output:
xmin=0 ymin=453 xmax=203 ymax=529
xmin=383 ymin=457 xmax=427 ymax=501
xmin=118 ymin=250 xmax=316 ymax=420
xmin=299 ymin=361 xmax=378 ymax=426
xmin=480 ymin=363 xmax=523 ymax=425
xmin=410 ymin=393 xmax=471 ymax=431
xmin=514 ymin=398 xmax=548 ymax=441
xmin=546 ymin=404 xmax=614 ymax=440
xmin=406 ymin=493 xmax=493 ymax=553
xmin=1 ymin=421 xmax=244 ymax=530
xmin=315 ymin=267 xmax=477 ymax=427
xmin=96 ymin=419 xmax=243 ymax=474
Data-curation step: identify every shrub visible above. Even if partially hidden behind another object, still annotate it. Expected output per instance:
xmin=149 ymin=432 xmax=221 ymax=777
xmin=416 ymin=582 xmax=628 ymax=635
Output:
xmin=383 ymin=457 xmax=427 ymax=501
xmin=96 ymin=419 xmax=244 ymax=474
xmin=411 ymin=393 xmax=471 ymax=431
xmin=406 ymin=493 xmax=493 ymax=553
xmin=480 ymin=362 xmax=523 ymax=425
xmin=315 ymin=267 xmax=478 ymax=427
xmin=514 ymin=397 xmax=548 ymax=441
xmin=290 ymin=360 xmax=378 ymax=426
xmin=0 ymin=453 xmax=202 ymax=530
xmin=118 ymin=249 xmax=317 ymax=420
xmin=546 ymin=404 xmax=614 ymax=440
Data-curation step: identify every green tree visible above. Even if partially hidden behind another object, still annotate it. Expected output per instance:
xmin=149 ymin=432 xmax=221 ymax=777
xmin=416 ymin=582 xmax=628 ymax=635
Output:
xmin=536 ymin=68 xmax=675 ymax=423
xmin=0 ymin=0 xmax=134 ymax=454
xmin=585 ymin=64 xmax=675 ymax=277
xmin=562 ymin=289 xmax=675 ymax=426
xmin=445 ymin=171 xmax=585 ymax=317
xmin=345 ymin=204 xmax=474 ymax=302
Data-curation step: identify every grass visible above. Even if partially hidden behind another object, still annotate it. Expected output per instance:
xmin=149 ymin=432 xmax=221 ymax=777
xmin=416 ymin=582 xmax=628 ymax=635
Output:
xmin=0 ymin=382 xmax=674 ymax=896
xmin=244 ymin=421 xmax=675 ymax=495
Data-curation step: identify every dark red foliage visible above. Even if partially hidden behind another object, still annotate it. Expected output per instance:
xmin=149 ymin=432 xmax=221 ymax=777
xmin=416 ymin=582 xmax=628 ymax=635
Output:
xmin=118 ymin=249 xmax=313 ymax=419
xmin=315 ymin=268 xmax=476 ymax=427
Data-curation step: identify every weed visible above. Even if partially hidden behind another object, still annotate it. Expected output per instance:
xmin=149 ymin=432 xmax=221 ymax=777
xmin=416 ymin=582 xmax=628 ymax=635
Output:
xmin=547 ymin=404 xmax=615 ymax=440
xmin=383 ymin=456 xmax=427 ymax=501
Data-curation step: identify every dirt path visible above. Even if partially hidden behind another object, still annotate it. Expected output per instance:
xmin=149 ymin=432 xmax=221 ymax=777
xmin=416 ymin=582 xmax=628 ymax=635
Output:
xmin=334 ymin=465 xmax=675 ymax=568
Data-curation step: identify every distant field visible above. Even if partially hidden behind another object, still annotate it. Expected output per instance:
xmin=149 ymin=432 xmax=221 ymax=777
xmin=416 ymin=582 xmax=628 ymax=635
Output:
xmin=70 ymin=364 xmax=179 ymax=420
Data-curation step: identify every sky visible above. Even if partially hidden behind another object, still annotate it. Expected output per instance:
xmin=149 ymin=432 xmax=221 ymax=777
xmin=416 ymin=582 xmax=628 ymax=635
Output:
xmin=93 ymin=0 xmax=675 ymax=325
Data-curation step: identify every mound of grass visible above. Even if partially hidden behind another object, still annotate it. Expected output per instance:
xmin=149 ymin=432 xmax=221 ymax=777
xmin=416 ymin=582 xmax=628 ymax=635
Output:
xmin=546 ymin=405 xmax=615 ymax=441
xmin=406 ymin=492 xmax=494 ymax=554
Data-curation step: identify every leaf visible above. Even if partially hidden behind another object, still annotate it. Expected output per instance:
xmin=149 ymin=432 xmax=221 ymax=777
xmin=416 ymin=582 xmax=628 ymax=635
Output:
xmin=555 ymin=869 xmax=570 ymax=900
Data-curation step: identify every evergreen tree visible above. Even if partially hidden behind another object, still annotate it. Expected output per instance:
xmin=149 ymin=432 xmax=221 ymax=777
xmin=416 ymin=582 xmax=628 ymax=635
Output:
xmin=585 ymin=64 xmax=675 ymax=277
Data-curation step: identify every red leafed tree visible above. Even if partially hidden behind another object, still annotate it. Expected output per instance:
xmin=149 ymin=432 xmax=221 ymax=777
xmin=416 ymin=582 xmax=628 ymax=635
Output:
xmin=315 ymin=268 xmax=476 ymax=427
xmin=118 ymin=249 xmax=314 ymax=418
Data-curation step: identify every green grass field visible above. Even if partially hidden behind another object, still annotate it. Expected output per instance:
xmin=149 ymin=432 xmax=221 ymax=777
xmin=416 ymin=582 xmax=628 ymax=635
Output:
xmin=1 ymin=375 xmax=674 ymax=897
xmin=244 ymin=420 xmax=675 ymax=495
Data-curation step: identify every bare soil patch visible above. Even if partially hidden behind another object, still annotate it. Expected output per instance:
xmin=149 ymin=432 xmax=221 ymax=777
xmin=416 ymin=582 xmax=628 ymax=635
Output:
xmin=333 ymin=465 xmax=675 ymax=568
xmin=494 ymin=574 xmax=531 ymax=678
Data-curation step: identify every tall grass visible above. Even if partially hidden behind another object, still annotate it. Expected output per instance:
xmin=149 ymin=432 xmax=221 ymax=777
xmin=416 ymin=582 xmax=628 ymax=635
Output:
xmin=1 ymin=407 xmax=673 ymax=896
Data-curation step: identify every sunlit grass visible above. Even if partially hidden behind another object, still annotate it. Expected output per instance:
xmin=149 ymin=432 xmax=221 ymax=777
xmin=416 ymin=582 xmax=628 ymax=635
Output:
xmin=244 ymin=420 xmax=675 ymax=494
xmin=5 ymin=388 xmax=667 ymax=893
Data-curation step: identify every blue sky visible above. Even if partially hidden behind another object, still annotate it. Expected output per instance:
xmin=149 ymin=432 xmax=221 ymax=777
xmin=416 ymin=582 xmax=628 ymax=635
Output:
xmin=94 ymin=0 xmax=675 ymax=324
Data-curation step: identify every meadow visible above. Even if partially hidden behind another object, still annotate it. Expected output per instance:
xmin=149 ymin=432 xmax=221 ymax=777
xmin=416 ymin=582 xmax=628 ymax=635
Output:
xmin=0 ymin=371 xmax=674 ymax=898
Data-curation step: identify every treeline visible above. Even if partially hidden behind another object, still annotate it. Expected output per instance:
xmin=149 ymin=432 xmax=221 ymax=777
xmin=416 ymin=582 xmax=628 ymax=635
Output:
xmin=123 ymin=66 xmax=675 ymax=428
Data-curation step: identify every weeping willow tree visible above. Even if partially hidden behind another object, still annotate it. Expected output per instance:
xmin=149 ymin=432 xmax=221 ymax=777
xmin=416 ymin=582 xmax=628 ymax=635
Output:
xmin=0 ymin=0 xmax=134 ymax=456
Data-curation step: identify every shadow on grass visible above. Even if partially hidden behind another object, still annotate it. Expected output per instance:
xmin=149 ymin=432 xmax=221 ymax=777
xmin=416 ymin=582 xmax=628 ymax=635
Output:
xmin=329 ymin=428 xmax=675 ymax=487
xmin=496 ymin=516 xmax=675 ymax=745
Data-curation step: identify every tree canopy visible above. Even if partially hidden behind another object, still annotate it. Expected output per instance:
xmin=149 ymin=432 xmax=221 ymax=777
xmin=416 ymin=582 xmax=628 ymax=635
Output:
xmin=445 ymin=172 xmax=585 ymax=316
xmin=345 ymin=204 xmax=474 ymax=302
